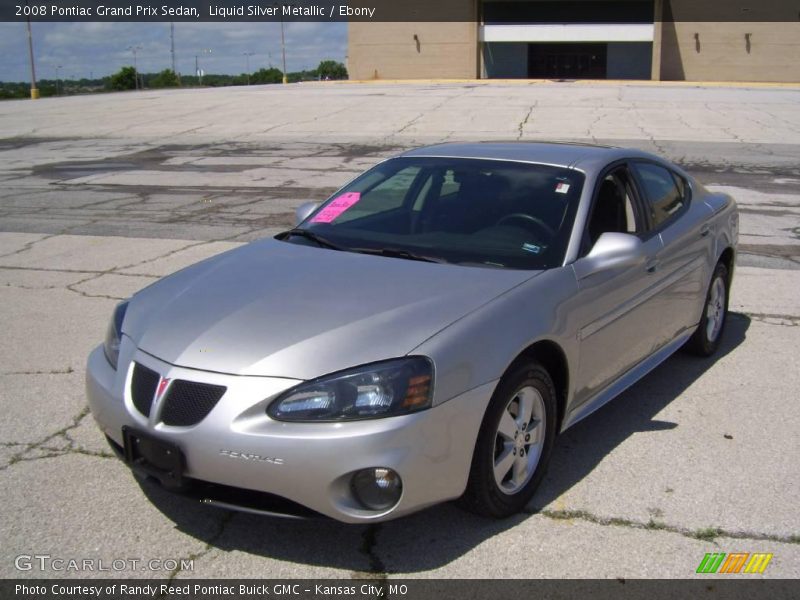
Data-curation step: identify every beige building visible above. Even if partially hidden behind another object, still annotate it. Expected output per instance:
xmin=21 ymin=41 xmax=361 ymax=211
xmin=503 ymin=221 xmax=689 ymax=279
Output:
xmin=348 ymin=0 xmax=800 ymax=82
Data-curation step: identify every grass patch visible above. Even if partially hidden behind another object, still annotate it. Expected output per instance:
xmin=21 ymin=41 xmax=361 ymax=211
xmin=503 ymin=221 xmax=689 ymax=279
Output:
xmin=693 ymin=527 xmax=723 ymax=541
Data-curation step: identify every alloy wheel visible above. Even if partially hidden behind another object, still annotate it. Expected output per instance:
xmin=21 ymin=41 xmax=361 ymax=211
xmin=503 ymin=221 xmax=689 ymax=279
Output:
xmin=706 ymin=276 xmax=726 ymax=342
xmin=493 ymin=385 xmax=546 ymax=495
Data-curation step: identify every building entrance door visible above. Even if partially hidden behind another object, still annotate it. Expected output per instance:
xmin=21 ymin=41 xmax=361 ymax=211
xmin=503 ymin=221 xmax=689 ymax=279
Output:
xmin=528 ymin=43 xmax=607 ymax=78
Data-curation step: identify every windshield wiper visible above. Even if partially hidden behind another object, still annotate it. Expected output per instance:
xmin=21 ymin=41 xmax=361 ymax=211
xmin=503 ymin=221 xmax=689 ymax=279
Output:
xmin=278 ymin=231 xmax=445 ymax=263
xmin=351 ymin=247 xmax=447 ymax=264
xmin=276 ymin=228 xmax=344 ymax=251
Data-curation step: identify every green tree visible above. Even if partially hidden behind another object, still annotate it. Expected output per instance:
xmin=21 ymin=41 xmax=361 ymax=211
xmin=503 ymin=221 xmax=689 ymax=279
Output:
xmin=316 ymin=60 xmax=347 ymax=80
xmin=251 ymin=67 xmax=284 ymax=85
xmin=150 ymin=69 xmax=180 ymax=88
xmin=0 ymin=82 xmax=29 ymax=100
xmin=108 ymin=66 xmax=136 ymax=91
xmin=201 ymin=74 xmax=235 ymax=87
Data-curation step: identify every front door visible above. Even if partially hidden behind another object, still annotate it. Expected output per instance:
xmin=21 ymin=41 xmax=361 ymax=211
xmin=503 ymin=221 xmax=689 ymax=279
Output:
xmin=571 ymin=165 xmax=663 ymax=405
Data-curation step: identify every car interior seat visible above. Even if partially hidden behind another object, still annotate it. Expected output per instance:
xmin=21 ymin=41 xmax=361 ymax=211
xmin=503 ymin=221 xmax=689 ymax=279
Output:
xmin=588 ymin=178 xmax=626 ymax=246
xmin=429 ymin=172 xmax=509 ymax=234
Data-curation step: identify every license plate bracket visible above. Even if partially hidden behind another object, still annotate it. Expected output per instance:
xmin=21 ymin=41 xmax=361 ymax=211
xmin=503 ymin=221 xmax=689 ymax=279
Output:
xmin=122 ymin=426 xmax=185 ymax=489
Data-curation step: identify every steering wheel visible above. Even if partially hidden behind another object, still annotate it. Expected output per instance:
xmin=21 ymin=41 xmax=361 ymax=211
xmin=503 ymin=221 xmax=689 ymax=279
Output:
xmin=495 ymin=213 xmax=556 ymax=239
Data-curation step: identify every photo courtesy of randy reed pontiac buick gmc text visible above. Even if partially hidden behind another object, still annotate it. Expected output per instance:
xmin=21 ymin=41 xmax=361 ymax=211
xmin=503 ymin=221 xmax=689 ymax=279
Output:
xmin=15 ymin=583 xmax=403 ymax=596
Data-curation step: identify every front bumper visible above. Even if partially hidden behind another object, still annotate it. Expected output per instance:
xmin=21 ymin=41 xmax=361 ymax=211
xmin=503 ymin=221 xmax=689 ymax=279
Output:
xmin=86 ymin=341 xmax=492 ymax=523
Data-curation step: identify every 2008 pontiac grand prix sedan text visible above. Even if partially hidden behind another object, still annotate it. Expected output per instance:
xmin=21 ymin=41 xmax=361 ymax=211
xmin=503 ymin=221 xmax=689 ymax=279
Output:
xmin=86 ymin=142 xmax=738 ymax=522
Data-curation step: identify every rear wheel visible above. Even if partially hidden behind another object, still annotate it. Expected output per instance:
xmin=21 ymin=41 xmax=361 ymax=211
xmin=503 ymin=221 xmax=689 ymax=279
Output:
xmin=461 ymin=361 xmax=557 ymax=518
xmin=686 ymin=262 xmax=729 ymax=356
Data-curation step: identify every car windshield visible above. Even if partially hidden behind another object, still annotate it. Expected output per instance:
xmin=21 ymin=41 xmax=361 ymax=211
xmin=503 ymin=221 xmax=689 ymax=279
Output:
xmin=283 ymin=157 xmax=584 ymax=269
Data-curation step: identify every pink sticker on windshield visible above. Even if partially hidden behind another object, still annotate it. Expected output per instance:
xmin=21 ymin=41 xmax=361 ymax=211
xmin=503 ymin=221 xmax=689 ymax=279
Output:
xmin=311 ymin=192 xmax=361 ymax=223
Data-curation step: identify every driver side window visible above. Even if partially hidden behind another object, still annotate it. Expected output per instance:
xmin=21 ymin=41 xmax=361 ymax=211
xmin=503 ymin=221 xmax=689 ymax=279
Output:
xmin=582 ymin=167 xmax=641 ymax=256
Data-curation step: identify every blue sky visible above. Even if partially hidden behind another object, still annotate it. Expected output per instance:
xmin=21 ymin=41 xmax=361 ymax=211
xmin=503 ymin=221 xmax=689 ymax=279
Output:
xmin=0 ymin=21 xmax=347 ymax=81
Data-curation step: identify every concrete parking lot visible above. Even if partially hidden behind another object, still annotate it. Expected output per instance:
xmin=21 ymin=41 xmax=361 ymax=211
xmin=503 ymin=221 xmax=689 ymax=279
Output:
xmin=0 ymin=81 xmax=798 ymax=579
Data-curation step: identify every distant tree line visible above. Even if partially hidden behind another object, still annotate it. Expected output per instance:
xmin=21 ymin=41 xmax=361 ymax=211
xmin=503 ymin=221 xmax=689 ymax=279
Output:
xmin=0 ymin=60 xmax=348 ymax=99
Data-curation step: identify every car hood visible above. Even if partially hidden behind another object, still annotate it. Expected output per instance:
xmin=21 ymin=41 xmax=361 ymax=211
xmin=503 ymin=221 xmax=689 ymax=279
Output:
xmin=123 ymin=238 xmax=539 ymax=379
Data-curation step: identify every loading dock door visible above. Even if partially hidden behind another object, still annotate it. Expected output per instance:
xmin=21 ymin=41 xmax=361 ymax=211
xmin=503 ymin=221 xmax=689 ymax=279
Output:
xmin=528 ymin=43 xmax=607 ymax=78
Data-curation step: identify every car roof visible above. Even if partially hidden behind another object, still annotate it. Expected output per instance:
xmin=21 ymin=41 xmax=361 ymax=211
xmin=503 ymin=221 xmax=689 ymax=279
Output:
xmin=399 ymin=142 xmax=660 ymax=173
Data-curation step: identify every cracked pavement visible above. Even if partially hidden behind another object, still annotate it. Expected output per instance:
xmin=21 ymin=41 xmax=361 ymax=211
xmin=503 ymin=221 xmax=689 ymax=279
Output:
xmin=0 ymin=81 xmax=798 ymax=579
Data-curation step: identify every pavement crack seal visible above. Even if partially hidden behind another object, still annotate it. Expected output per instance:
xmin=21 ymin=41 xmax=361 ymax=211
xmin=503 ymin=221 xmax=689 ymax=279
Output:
xmin=0 ymin=265 xmax=103 ymax=274
xmin=395 ymin=113 xmax=425 ymax=136
xmin=743 ymin=311 xmax=800 ymax=326
xmin=517 ymin=102 xmax=536 ymax=140
xmin=586 ymin=110 xmax=607 ymax=143
xmin=62 ymin=240 xmax=211 ymax=301
xmin=0 ymin=405 xmax=115 ymax=471
xmin=3 ymin=367 xmax=74 ymax=375
xmin=65 ymin=273 xmax=126 ymax=301
xmin=528 ymin=507 xmax=800 ymax=545
xmin=392 ymin=90 xmax=469 ymax=141
xmin=163 ymin=511 xmax=235 ymax=587
xmin=0 ymin=233 xmax=58 ymax=260
xmin=352 ymin=524 xmax=389 ymax=586
xmin=113 ymin=240 xmax=211 ymax=272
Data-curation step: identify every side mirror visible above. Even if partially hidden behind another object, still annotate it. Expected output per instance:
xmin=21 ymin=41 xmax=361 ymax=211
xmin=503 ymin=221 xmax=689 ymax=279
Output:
xmin=295 ymin=201 xmax=319 ymax=226
xmin=574 ymin=232 xmax=646 ymax=280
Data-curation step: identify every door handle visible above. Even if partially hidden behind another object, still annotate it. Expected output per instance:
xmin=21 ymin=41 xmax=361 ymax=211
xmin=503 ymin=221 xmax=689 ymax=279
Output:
xmin=700 ymin=225 xmax=711 ymax=237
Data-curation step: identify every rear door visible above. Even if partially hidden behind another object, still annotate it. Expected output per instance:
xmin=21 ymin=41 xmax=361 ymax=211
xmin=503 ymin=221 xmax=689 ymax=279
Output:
xmin=630 ymin=161 xmax=714 ymax=346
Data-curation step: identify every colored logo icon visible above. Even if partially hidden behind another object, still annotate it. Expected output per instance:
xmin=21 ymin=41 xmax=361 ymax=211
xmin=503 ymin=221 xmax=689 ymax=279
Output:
xmin=696 ymin=552 xmax=773 ymax=574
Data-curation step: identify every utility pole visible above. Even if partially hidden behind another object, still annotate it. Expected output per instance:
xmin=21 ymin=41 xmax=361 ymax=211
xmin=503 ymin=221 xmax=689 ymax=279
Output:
xmin=170 ymin=23 xmax=176 ymax=72
xmin=280 ymin=12 xmax=288 ymax=84
xmin=25 ymin=1 xmax=39 ymax=99
xmin=128 ymin=45 xmax=142 ymax=90
xmin=243 ymin=51 xmax=254 ymax=85
xmin=170 ymin=22 xmax=176 ymax=74
xmin=55 ymin=65 xmax=62 ymax=96
xmin=170 ymin=23 xmax=181 ymax=85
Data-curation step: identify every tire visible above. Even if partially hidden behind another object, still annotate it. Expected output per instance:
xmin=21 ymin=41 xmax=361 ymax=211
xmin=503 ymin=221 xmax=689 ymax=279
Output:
xmin=685 ymin=262 xmax=729 ymax=357
xmin=460 ymin=361 xmax=557 ymax=518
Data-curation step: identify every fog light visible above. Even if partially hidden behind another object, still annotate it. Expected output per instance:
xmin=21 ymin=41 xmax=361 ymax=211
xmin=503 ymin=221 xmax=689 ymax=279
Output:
xmin=351 ymin=468 xmax=402 ymax=511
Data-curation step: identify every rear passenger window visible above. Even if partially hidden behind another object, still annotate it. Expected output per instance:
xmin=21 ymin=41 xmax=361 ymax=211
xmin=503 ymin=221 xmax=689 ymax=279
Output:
xmin=633 ymin=163 xmax=686 ymax=228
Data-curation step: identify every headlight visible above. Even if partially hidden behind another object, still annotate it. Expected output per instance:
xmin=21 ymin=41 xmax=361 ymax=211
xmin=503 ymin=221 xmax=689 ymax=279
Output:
xmin=267 ymin=357 xmax=433 ymax=422
xmin=103 ymin=300 xmax=129 ymax=369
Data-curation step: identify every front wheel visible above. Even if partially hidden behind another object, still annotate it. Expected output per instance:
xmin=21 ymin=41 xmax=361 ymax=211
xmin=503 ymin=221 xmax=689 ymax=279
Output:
xmin=460 ymin=361 xmax=557 ymax=518
xmin=685 ymin=262 xmax=729 ymax=356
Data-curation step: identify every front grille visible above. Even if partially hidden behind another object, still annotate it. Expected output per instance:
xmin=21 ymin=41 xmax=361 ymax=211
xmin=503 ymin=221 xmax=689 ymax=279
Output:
xmin=160 ymin=380 xmax=227 ymax=427
xmin=131 ymin=363 xmax=160 ymax=417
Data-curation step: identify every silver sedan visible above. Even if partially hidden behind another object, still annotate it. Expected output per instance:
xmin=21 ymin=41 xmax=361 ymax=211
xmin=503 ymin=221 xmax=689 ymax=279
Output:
xmin=86 ymin=142 xmax=738 ymax=522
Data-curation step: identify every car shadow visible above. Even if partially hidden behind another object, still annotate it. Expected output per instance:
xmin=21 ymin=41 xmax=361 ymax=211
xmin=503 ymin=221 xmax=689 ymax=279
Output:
xmin=139 ymin=313 xmax=750 ymax=574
